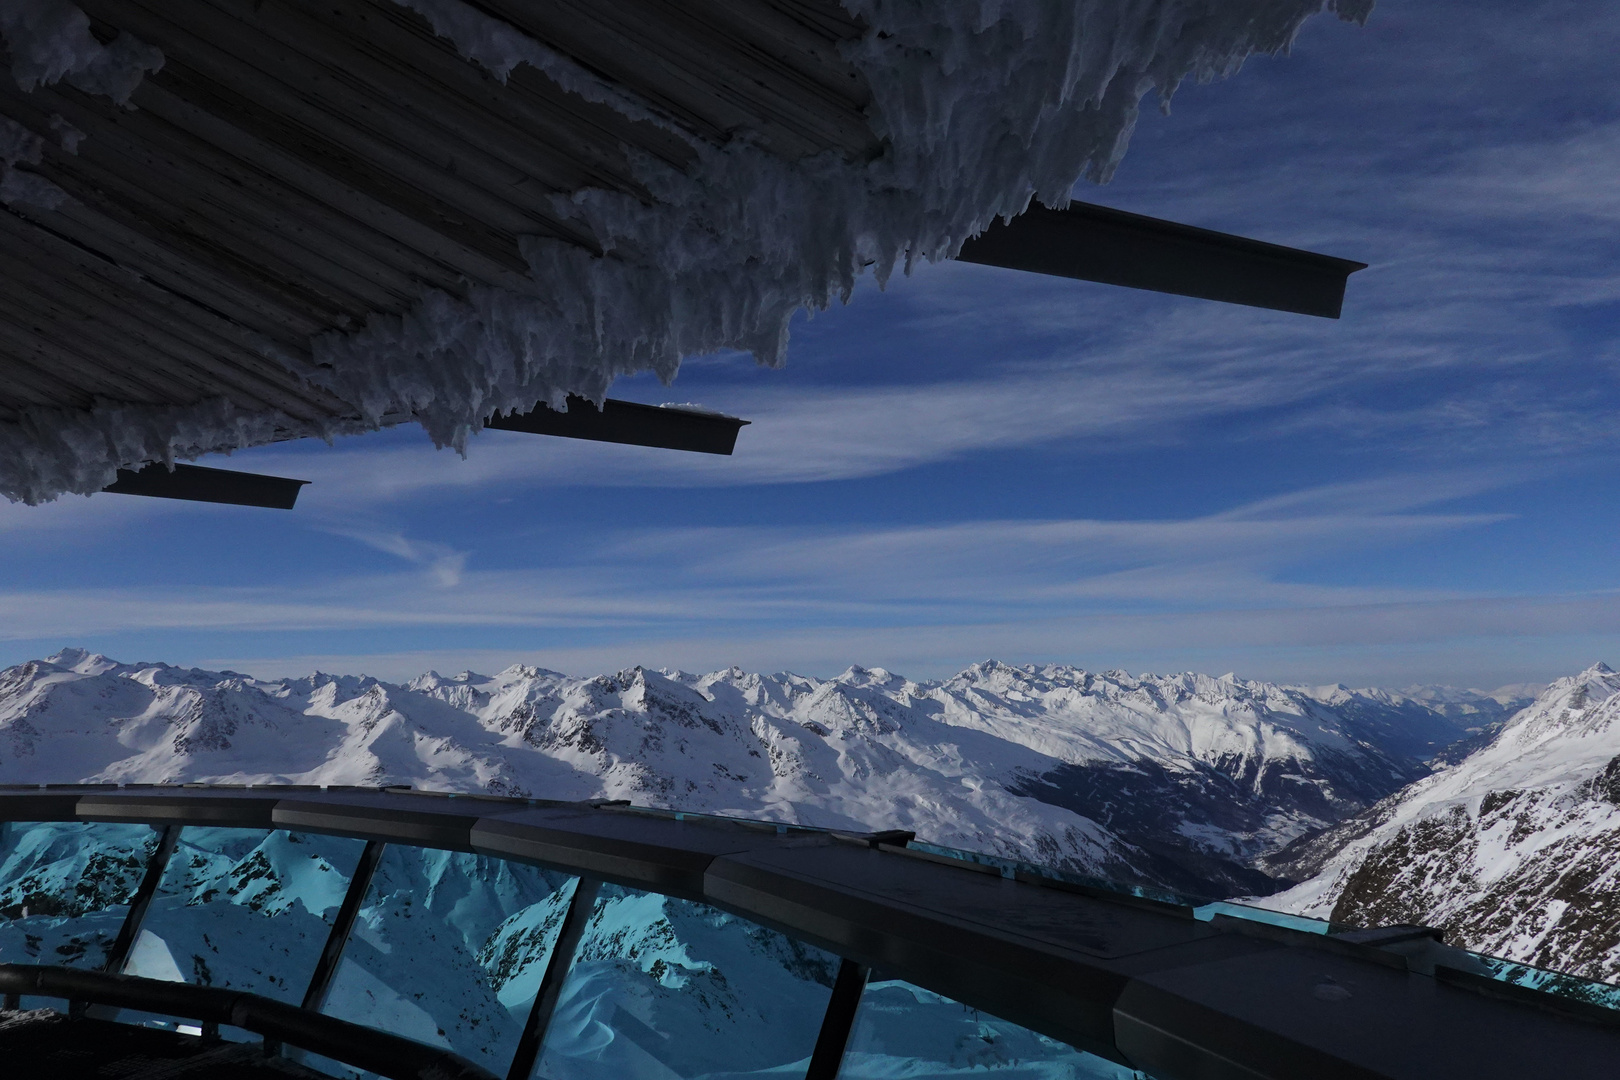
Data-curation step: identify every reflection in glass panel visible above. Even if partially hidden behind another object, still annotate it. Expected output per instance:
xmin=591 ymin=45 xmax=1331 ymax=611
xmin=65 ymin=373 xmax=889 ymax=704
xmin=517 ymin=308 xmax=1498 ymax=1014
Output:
xmin=1192 ymin=901 xmax=1331 ymax=935
xmin=532 ymin=884 xmax=839 ymax=1080
xmin=842 ymin=979 xmax=1149 ymax=1080
xmin=122 ymin=828 xmax=367 ymax=1002
xmin=0 ymin=820 xmax=159 ymax=971
xmin=1469 ymin=954 xmax=1620 ymax=1012
xmin=320 ymin=846 xmax=579 ymax=1074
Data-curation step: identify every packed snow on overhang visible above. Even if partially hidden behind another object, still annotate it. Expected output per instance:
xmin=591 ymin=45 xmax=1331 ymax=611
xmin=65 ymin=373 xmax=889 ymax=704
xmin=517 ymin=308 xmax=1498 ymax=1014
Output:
xmin=0 ymin=0 xmax=1372 ymax=503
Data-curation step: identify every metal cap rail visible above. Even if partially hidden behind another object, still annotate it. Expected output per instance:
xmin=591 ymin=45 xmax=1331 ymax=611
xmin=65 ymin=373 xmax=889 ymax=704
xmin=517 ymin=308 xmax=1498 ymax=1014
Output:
xmin=0 ymin=963 xmax=497 ymax=1080
xmin=0 ymin=783 xmax=1616 ymax=1080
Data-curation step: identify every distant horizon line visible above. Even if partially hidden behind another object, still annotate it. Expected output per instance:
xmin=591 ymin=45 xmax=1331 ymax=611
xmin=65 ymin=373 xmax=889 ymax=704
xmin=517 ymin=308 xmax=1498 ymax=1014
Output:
xmin=20 ymin=645 xmax=1582 ymax=701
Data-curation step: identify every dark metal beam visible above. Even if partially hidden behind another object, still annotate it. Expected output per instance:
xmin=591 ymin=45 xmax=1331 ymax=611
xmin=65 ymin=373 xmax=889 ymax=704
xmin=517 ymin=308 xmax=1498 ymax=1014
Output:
xmin=806 ymin=958 xmax=870 ymax=1080
xmin=485 ymin=396 xmax=749 ymax=455
xmin=301 ymin=839 xmax=386 ymax=1014
xmin=955 ymin=201 xmax=1366 ymax=318
xmin=505 ymin=877 xmax=602 ymax=1080
xmin=102 ymin=462 xmax=310 ymax=509
xmin=104 ymin=824 xmax=179 ymax=975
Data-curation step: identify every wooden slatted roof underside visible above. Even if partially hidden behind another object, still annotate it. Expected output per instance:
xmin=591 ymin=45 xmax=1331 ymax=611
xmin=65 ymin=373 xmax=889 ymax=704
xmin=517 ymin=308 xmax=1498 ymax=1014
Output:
xmin=0 ymin=0 xmax=880 ymax=435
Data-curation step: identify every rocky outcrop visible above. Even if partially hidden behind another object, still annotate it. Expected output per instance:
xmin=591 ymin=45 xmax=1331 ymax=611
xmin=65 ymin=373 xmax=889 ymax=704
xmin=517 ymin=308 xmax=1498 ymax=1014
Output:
xmin=1260 ymin=664 xmax=1620 ymax=984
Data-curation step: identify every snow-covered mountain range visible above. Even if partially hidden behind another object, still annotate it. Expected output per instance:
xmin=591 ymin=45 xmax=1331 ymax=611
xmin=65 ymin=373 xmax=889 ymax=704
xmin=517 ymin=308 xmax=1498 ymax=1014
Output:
xmin=0 ymin=650 xmax=1530 ymax=900
xmin=12 ymin=648 xmax=1620 ymax=1065
xmin=1260 ymin=663 xmax=1620 ymax=985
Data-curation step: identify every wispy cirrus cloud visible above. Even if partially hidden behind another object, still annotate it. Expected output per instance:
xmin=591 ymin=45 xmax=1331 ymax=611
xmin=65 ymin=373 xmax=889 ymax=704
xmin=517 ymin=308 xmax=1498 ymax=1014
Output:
xmin=164 ymin=590 xmax=1620 ymax=690
xmin=322 ymin=528 xmax=470 ymax=588
xmin=4 ymin=0 xmax=1618 ymax=694
xmin=0 ymin=471 xmax=1534 ymax=655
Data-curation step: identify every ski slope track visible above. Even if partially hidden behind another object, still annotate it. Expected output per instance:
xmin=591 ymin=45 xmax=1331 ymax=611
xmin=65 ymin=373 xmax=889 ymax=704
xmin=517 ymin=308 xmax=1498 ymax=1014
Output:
xmin=1262 ymin=663 xmax=1620 ymax=985
xmin=0 ymin=650 xmax=1516 ymax=900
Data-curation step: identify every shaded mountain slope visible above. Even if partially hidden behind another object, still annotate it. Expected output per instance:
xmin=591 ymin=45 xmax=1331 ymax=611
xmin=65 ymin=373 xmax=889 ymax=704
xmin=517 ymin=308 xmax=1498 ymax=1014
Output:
xmin=1260 ymin=664 xmax=1620 ymax=983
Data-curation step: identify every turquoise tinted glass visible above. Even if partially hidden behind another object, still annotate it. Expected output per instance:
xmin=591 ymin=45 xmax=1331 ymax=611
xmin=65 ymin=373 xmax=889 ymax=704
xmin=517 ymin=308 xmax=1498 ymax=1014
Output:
xmin=842 ymin=978 xmax=1149 ymax=1079
xmin=531 ymin=884 xmax=839 ymax=1080
xmin=1193 ymin=901 xmax=1332 ymax=934
xmin=0 ymin=819 xmax=159 ymax=971
xmin=319 ymin=845 xmax=578 ymax=1075
xmin=122 ymin=827 xmax=366 ymax=1001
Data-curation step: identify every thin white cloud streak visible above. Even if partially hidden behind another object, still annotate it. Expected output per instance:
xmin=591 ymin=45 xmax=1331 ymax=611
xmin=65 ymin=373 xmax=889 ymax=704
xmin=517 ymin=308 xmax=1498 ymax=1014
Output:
xmin=1431 ymin=123 xmax=1620 ymax=226
xmin=1210 ymin=468 xmax=1536 ymax=520
xmin=0 ymin=487 xmax=172 ymax=533
xmin=607 ymin=514 xmax=1508 ymax=604
xmin=0 ymin=472 xmax=1525 ymax=640
xmin=245 ymin=357 xmax=1343 ymax=507
xmin=599 ymin=468 xmax=1521 ymax=600
xmin=189 ymin=592 xmax=1620 ymax=689
xmin=322 ymin=527 xmax=469 ymax=588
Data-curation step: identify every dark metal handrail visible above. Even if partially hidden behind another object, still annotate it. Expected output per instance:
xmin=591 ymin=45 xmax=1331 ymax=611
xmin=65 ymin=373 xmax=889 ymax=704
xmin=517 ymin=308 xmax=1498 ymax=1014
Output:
xmin=0 ymin=963 xmax=498 ymax=1080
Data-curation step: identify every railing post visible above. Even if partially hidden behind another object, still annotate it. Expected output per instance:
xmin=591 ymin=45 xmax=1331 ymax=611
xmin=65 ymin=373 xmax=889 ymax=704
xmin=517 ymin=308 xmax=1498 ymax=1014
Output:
xmin=104 ymin=824 xmax=181 ymax=974
xmin=301 ymin=839 xmax=386 ymax=1014
xmin=505 ymin=877 xmax=601 ymax=1080
xmin=805 ymin=958 xmax=870 ymax=1080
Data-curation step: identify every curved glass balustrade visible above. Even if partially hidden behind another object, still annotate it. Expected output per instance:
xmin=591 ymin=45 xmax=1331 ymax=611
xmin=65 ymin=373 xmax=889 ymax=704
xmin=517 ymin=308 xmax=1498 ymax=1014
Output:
xmin=0 ymin=820 xmax=159 ymax=973
xmin=320 ymin=846 xmax=579 ymax=1074
xmin=0 ymin=794 xmax=1615 ymax=1080
xmin=533 ymin=884 xmax=838 ymax=1080
xmin=842 ymin=979 xmax=1145 ymax=1080
xmin=129 ymin=828 xmax=368 ymax=999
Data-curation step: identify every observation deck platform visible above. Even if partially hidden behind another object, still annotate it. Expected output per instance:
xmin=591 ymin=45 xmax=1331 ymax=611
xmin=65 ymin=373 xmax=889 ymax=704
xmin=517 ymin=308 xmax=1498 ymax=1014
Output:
xmin=0 ymin=783 xmax=1612 ymax=1080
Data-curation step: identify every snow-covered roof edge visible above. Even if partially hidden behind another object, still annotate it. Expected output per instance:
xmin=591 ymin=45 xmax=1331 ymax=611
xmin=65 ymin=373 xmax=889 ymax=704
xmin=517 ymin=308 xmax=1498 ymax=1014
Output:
xmin=0 ymin=0 xmax=1372 ymax=503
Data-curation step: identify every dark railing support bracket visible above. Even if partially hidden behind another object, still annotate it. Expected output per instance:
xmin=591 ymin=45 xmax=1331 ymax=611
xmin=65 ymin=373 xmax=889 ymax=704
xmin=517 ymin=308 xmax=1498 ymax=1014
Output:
xmin=105 ymin=824 xmax=181 ymax=976
xmin=505 ymin=877 xmax=602 ymax=1080
xmin=806 ymin=957 xmax=871 ymax=1080
xmin=302 ymin=839 xmax=387 ymax=1014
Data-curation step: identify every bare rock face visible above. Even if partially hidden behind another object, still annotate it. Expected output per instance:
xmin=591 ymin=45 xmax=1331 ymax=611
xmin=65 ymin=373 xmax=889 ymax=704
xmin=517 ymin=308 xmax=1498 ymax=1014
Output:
xmin=1261 ymin=664 xmax=1620 ymax=984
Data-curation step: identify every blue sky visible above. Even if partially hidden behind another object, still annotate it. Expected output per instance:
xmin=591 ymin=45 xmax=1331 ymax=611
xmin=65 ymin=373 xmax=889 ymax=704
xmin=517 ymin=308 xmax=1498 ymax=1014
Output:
xmin=4 ymin=0 xmax=1619 ymax=689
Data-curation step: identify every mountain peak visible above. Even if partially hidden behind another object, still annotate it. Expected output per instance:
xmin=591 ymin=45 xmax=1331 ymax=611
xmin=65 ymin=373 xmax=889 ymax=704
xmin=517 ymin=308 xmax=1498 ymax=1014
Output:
xmin=44 ymin=648 xmax=118 ymax=675
xmin=837 ymin=664 xmax=901 ymax=687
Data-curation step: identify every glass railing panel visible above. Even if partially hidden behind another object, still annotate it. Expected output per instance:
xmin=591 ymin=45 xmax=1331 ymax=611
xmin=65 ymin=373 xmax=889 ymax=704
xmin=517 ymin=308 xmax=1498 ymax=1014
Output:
xmin=0 ymin=819 xmax=160 ymax=972
xmin=842 ymin=978 xmax=1150 ymax=1079
xmin=121 ymin=827 xmax=367 ymax=1002
xmin=1449 ymin=953 xmax=1620 ymax=1011
xmin=1192 ymin=900 xmax=1332 ymax=935
xmin=319 ymin=845 xmax=578 ymax=1075
xmin=530 ymin=883 xmax=839 ymax=1080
